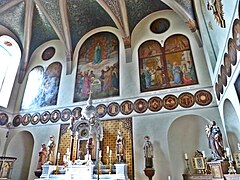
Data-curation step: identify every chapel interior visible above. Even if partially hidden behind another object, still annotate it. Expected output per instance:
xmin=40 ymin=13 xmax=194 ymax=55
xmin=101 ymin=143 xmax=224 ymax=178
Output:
xmin=0 ymin=0 xmax=240 ymax=180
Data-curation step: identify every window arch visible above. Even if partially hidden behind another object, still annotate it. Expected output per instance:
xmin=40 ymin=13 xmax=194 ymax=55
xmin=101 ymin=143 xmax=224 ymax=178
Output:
xmin=0 ymin=35 xmax=21 ymax=108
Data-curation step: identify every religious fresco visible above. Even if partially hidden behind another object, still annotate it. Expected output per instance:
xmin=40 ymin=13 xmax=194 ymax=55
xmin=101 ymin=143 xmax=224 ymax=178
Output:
xmin=21 ymin=62 xmax=62 ymax=110
xmin=139 ymin=34 xmax=198 ymax=92
xmin=74 ymin=32 xmax=119 ymax=102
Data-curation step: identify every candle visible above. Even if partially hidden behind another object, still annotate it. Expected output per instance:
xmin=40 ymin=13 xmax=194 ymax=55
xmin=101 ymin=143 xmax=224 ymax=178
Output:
xmin=184 ymin=153 xmax=188 ymax=160
xmin=67 ymin=148 xmax=70 ymax=154
xmin=168 ymin=176 xmax=171 ymax=180
xmin=57 ymin=152 xmax=60 ymax=159
xmin=238 ymin=143 xmax=240 ymax=151
xmin=109 ymin=150 xmax=112 ymax=157
xmin=202 ymin=151 xmax=206 ymax=158
xmin=63 ymin=155 xmax=67 ymax=162
xmin=107 ymin=146 xmax=109 ymax=154
xmin=99 ymin=150 xmax=102 ymax=157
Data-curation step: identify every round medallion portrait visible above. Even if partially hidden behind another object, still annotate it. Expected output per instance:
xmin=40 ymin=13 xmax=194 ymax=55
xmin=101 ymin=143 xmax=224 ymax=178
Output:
xmin=0 ymin=113 xmax=8 ymax=126
xmin=178 ymin=92 xmax=195 ymax=108
xmin=120 ymin=100 xmax=134 ymax=115
xmin=42 ymin=47 xmax=55 ymax=61
xmin=215 ymin=83 xmax=221 ymax=101
xmin=150 ymin=18 xmax=170 ymax=34
xmin=228 ymin=38 xmax=237 ymax=66
xmin=217 ymin=74 xmax=224 ymax=94
xmin=22 ymin=113 xmax=31 ymax=126
xmin=223 ymin=53 xmax=232 ymax=77
xmin=96 ymin=104 xmax=107 ymax=118
xmin=40 ymin=111 xmax=50 ymax=124
xmin=134 ymin=98 xmax=148 ymax=113
xmin=163 ymin=95 xmax=178 ymax=110
xmin=195 ymin=90 xmax=212 ymax=106
xmin=107 ymin=102 xmax=120 ymax=116
xmin=72 ymin=107 xmax=82 ymax=120
xmin=12 ymin=115 xmax=22 ymax=127
xmin=31 ymin=113 xmax=40 ymax=125
xmin=232 ymin=19 xmax=240 ymax=51
xmin=220 ymin=65 xmax=227 ymax=87
xmin=61 ymin=108 xmax=72 ymax=121
xmin=51 ymin=110 xmax=61 ymax=123
xmin=148 ymin=97 xmax=163 ymax=112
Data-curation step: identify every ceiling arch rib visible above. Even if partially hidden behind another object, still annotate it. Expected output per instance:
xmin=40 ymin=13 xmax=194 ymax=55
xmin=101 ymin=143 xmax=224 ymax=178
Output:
xmin=0 ymin=0 xmax=22 ymax=14
xmin=34 ymin=0 xmax=73 ymax=75
xmin=59 ymin=0 xmax=73 ymax=75
xmin=96 ymin=0 xmax=126 ymax=37
xmin=18 ymin=0 xmax=34 ymax=83
xmin=162 ymin=0 xmax=202 ymax=47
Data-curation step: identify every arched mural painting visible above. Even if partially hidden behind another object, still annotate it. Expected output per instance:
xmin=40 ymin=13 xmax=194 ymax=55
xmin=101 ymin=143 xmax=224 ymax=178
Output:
xmin=21 ymin=62 xmax=62 ymax=110
xmin=74 ymin=32 xmax=119 ymax=102
xmin=139 ymin=34 xmax=198 ymax=92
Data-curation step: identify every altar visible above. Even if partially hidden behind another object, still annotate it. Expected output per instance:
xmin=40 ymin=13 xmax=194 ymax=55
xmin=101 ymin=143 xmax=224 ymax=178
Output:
xmin=34 ymin=162 xmax=129 ymax=180
xmin=35 ymin=94 xmax=131 ymax=180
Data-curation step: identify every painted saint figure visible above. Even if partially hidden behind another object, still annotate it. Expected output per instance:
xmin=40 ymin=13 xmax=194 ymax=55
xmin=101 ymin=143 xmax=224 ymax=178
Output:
xmin=37 ymin=143 xmax=48 ymax=170
xmin=143 ymin=136 xmax=153 ymax=168
xmin=205 ymin=121 xmax=225 ymax=160
xmin=93 ymin=42 xmax=102 ymax=64
xmin=172 ymin=62 xmax=182 ymax=84
xmin=47 ymin=135 xmax=56 ymax=164
xmin=116 ymin=129 xmax=125 ymax=162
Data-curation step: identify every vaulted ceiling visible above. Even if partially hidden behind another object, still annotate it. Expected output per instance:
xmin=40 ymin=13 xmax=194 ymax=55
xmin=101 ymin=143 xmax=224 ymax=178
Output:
xmin=0 ymin=0 xmax=196 ymax=82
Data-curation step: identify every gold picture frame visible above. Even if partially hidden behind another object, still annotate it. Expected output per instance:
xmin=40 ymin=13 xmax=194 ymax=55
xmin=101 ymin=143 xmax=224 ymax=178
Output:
xmin=192 ymin=157 xmax=205 ymax=170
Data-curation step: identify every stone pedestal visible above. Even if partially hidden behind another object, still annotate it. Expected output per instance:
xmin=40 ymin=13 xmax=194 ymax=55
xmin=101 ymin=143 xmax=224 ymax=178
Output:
xmin=144 ymin=168 xmax=155 ymax=180
xmin=207 ymin=160 xmax=229 ymax=179
xmin=40 ymin=164 xmax=56 ymax=178
xmin=115 ymin=163 xmax=128 ymax=180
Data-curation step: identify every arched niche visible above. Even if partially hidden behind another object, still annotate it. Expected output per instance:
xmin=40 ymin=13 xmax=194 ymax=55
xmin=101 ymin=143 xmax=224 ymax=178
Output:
xmin=168 ymin=115 xmax=210 ymax=179
xmin=7 ymin=131 xmax=34 ymax=180
xmin=223 ymin=99 xmax=240 ymax=152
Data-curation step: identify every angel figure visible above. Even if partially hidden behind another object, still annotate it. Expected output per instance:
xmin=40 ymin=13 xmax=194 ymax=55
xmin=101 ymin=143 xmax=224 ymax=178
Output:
xmin=207 ymin=0 xmax=226 ymax=28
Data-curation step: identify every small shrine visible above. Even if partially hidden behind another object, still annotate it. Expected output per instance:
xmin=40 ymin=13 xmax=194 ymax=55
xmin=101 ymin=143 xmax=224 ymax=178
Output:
xmin=182 ymin=121 xmax=240 ymax=180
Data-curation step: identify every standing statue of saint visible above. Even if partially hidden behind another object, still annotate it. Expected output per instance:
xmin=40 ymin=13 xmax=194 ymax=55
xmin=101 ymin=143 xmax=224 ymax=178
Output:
xmin=37 ymin=143 xmax=48 ymax=170
xmin=46 ymin=135 xmax=56 ymax=164
xmin=143 ymin=136 xmax=153 ymax=168
xmin=116 ymin=129 xmax=125 ymax=163
xmin=205 ymin=121 xmax=225 ymax=160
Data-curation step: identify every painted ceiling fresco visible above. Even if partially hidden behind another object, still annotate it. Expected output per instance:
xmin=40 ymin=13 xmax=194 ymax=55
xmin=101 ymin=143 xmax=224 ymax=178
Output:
xmin=0 ymin=0 xmax=196 ymax=81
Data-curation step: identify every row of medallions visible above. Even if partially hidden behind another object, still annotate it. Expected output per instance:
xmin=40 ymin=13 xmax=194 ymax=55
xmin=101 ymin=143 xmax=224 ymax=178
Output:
xmin=215 ymin=18 xmax=240 ymax=101
xmin=3 ymin=90 xmax=213 ymax=127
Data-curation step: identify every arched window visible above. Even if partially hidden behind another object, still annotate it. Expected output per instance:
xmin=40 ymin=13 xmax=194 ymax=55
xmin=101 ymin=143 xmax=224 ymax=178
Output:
xmin=0 ymin=35 xmax=21 ymax=108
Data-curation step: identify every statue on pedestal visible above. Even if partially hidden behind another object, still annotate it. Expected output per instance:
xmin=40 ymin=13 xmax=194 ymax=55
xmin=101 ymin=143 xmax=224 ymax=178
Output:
xmin=46 ymin=135 xmax=56 ymax=164
xmin=116 ymin=129 xmax=125 ymax=163
xmin=205 ymin=121 xmax=225 ymax=160
xmin=143 ymin=136 xmax=153 ymax=168
xmin=37 ymin=143 xmax=48 ymax=170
